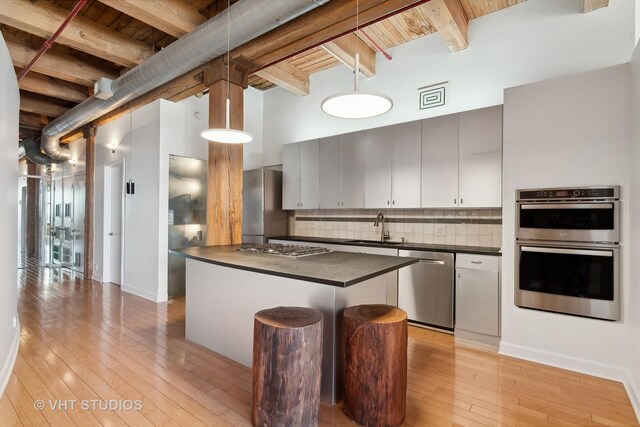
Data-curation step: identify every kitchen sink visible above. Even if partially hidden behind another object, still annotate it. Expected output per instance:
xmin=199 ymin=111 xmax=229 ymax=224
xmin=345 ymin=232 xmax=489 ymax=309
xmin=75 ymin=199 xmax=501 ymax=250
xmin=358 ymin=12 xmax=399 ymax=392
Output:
xmin=345 ymin=239 xmax=404 ymax=245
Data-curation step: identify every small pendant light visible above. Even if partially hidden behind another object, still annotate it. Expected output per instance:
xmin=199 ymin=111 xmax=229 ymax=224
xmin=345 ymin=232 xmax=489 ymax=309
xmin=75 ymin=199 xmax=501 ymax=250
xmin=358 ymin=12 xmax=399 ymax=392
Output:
xmin=321 ymin=0 xmax=393 ymax=119
xmin=201 ymin=0 xmax=253 ymax=144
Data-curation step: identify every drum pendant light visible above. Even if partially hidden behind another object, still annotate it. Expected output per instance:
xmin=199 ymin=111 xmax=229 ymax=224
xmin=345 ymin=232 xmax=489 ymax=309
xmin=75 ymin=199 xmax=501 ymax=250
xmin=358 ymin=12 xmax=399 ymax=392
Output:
xmin=201 ymin=0 xmax=253 ymax=144
xmin=321 ymin=0 xmax=393 ymax=119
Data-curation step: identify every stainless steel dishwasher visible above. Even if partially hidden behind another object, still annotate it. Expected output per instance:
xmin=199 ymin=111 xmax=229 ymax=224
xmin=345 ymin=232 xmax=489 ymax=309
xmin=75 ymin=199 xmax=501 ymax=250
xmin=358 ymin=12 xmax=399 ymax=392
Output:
xmin=398 ymin=250 xmax=455 ymax=330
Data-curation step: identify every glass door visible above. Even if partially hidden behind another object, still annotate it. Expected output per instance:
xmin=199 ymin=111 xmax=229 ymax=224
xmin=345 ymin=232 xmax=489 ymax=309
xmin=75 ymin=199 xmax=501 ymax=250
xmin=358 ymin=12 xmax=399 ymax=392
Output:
xmin=51 ymin=178 xmax=63 ymax=267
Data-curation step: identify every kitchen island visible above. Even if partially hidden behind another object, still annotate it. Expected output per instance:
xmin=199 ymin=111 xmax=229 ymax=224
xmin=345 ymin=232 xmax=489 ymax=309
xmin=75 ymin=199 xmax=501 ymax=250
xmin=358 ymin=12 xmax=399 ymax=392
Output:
xmin=174 ymin=244 xmax=417 ymax=405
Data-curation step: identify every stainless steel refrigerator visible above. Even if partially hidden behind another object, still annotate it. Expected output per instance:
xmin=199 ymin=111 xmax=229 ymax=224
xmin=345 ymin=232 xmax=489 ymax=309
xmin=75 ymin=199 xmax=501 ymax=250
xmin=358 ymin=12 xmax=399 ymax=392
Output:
xmin=242 ymin=168 xmax=287 ymax=244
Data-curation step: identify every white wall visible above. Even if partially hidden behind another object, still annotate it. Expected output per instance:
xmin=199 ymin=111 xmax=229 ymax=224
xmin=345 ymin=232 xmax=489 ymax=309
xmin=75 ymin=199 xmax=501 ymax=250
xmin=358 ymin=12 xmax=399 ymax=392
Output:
xmin=501 ymin=64 xmax=631 ymax=380
xmin=628 ymin=41 xmax=640 ymax=418
xmin=93 ymin=88 xmax=263 ymax=302
xmin=0 ymin=35 xmax=20 ymax=396
xmin=261 ymin=0 xmax=635 ymax=166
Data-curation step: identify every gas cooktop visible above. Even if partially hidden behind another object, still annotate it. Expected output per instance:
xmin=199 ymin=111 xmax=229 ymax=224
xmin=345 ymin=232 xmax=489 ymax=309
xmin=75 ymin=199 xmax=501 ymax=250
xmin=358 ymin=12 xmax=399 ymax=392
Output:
xmin=237 ymin=243 xmax=331 ymax=258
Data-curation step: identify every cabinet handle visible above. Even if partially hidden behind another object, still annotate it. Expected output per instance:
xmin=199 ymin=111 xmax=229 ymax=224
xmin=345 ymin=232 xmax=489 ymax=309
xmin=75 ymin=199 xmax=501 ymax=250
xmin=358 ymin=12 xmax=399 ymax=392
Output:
xmin=457 ymin=273 xmax=461 ymax=279
xmin=454 ymin=198 xmax=457 ymax=204
xmin=392 ymin=200 xmax=395 ymax=206
xmin=387 ymin=201 xmax=390 ymax=205
xmin=341 ymin=202 xmax=344 ymax=206
xmin=460 ymin=198 xmax=463 ymax=205
xmin=338 ymin=202 xmax=340 ymax=207
xmin=471 ymin=261 xmax=483 ymax=264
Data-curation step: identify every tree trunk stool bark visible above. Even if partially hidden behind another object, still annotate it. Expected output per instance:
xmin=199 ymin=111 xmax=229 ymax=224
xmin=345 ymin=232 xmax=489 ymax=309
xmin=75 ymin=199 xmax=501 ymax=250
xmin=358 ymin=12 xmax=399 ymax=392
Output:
xmin=252 ymin=306 xmax=324 ymax=427
xmin=343 ymin=304 xmax=408 ymax=427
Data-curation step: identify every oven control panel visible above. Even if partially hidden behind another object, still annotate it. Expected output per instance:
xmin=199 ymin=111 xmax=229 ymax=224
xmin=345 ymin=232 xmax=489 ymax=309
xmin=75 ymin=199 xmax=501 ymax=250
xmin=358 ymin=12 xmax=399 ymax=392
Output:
xmin=517 ymin=186 xmax=619 ymax=201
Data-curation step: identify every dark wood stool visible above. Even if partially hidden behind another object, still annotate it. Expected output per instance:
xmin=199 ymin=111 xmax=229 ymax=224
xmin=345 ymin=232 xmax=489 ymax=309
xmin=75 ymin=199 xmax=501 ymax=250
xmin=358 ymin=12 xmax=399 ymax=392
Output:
xmin=252 ymin=306 xmax=323 ymax=427
xmin=343 ymin=304 xmax=408 ymax=427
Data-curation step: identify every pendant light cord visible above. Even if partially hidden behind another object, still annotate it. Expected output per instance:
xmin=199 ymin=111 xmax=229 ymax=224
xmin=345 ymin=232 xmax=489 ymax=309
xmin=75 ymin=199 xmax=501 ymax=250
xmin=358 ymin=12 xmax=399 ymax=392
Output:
xmin=226 ymin=0 xmax=231 ymax=129
xmin=354 ymin=0 xmax=359 ymax=92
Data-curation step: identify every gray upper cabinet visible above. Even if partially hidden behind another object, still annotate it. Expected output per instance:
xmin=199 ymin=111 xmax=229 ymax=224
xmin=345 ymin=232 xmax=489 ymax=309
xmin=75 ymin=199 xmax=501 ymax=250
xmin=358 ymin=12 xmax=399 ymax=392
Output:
xmin=458 ymin=106 xmax=502 ymax=208
xmin=365 ymin=122 xmax=421 ymax=209
xmin=422 ymin=114 xmax=459 ymax=208
xmin=282 ymin=140 xmax=319 ymax=210
xmin=340 ymin=131 xmax=366 ymax=208
xmin=319 ymin=132 xmax=365 ymax=209
xmin=391 ymin=121 xmax=422 ymax=208
xmin=364 ymin=126 xmax=393 ymax=208
xmin=319 ymin=136 xmax=342 ymax=208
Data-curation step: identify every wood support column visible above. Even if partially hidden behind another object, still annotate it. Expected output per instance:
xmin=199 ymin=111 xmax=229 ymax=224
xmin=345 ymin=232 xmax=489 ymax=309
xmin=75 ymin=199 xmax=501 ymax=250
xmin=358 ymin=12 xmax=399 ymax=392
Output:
xmin=204 ymin=57 xmax=251 ymax=245
xmin=83 ymin=124 xmax=96 ymax=279
xmin=26 ymin=161 xmax=39 ymax=258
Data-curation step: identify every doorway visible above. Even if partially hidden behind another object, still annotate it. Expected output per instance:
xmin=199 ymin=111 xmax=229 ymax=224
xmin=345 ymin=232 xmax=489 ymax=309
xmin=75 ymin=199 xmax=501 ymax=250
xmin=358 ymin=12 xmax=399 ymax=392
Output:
xmin=17 ymin=174 xmax=48 ymax=269
xmin=104 ymin=162 xmax=124 ymax=285
xmin=50 ymin=172 xmax=86 ymax=273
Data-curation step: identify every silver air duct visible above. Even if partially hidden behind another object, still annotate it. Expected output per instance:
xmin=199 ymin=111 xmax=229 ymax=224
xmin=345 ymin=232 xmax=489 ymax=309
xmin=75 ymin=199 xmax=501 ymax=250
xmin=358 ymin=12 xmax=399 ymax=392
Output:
xmin=22 ymin=139 xmax=67 ymax=165
xmin=41 ymin=0 xmax=329 ymax=161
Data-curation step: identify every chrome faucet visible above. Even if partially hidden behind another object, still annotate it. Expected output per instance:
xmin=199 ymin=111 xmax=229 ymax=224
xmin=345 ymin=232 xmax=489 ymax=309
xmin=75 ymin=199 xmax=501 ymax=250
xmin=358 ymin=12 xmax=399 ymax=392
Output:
xmin=373 ymin=213 xmax=391 ymax=242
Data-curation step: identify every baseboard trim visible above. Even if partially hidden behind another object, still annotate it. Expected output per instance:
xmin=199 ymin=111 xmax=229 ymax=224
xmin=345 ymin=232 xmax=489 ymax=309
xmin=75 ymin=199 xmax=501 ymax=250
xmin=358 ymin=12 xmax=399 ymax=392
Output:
xmin=625 ymin=370 xmax=640 ymax=422
xmin=499 ymin=341 xmax=627 ymax=382
xmin=121 ymin=285 xmax=159 ymax=303
xmin=0 ymin=318 xmax=20 ymax=396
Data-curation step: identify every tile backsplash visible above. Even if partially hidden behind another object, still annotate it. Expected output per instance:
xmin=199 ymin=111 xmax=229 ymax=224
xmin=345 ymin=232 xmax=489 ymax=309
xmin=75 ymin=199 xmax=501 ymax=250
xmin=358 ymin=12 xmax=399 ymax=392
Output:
xmin=291 ymin=208 xmax=502 ymax=248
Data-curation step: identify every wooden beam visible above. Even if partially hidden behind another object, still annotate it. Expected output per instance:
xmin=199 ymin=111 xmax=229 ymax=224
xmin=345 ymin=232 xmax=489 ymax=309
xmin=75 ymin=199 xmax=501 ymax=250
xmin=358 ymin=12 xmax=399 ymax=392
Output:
xmin=83 ymin=125 xmax=96 ymax=280
xmin=20 ymin=96 xmax=69 ymax=118
xmin=420 ymin=0 xmax=468 ymax=52
xmin=254 ymin=62 xmax=310 ymax=96
xmin=582 ymin=0 xmax=609 ymax=13
xmin=20 ymin=112 xmax=47 ymax=130
xmin=238 ymin=0 xmax=425 ymax=67
xmin=99 ymin=0 xmax=207 ymax=38
xmin=322 ymin=33 xmax=376 ymax=77
xmin=18 ymin=70 xmax=87 ymax=104
xmin=206 ymin=57 xmax=247 ymax=246
xmin=0 ymin=0 xmax=153 ymax=67
xmin=5 ymin=33 xmax=117 ymax=86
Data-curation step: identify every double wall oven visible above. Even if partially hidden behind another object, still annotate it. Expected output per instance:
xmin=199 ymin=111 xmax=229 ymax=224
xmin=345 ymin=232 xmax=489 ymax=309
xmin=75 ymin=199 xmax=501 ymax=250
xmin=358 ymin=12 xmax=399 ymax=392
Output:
xmin=515 ymin=186 xmax=620 ymax=321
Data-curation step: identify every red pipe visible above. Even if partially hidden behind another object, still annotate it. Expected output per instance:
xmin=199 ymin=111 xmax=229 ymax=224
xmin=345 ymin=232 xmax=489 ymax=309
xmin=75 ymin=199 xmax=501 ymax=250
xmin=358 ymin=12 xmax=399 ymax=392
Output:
xmin=17 ymin=0 xmax=89 ymax=82
xmin=359 ymin=28 xmax=392 ymax=61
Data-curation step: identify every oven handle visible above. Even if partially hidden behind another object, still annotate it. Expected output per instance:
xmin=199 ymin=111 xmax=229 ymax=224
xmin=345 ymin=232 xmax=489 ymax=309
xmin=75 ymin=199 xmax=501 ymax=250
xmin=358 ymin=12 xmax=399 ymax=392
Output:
xmin=520 ymin=246 xmax=613 ymax=257
xmin=520 ymin=203 xmax=613 ymax=210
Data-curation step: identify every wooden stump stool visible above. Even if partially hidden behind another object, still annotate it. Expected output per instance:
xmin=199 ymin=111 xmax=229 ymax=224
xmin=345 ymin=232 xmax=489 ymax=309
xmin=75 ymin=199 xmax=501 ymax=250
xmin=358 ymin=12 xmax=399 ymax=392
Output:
xmin=343 ymin=304 xmax=408 ymax=427
xmin=252 ymin=306 xmax=323 ymax=427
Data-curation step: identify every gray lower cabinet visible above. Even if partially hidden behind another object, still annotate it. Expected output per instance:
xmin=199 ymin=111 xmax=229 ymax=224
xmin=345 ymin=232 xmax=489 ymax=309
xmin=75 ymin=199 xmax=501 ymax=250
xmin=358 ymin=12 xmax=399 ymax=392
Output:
xmin=455 ymin=254 xmax=501 ymax=344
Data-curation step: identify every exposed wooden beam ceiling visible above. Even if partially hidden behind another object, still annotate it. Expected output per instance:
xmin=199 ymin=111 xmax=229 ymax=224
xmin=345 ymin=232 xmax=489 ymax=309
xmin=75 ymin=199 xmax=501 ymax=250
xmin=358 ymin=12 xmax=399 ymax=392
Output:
xmin=20 ymin=96 xmax=70 ymax=118
xmin=98 ymin=0 xmax=207 ymax=38
xmin=0 ymin=0 xmax=154 ymax=67
xmin=421 ymin=0 xmax=469 ymax=52
xmin=4 ymin=32 xmax=118 ymax=86
xmin=254 ymin=62 xmax=310 ymax=96
xmin=582 ymin=0 xmax=609 ymax=13
xmin=322 ymin=33 xmax=376 ymax=78
xmin=19 ymin=112 xmax=47 ymax=131
xmin=18 ymin=70 xmax=88 ymax=104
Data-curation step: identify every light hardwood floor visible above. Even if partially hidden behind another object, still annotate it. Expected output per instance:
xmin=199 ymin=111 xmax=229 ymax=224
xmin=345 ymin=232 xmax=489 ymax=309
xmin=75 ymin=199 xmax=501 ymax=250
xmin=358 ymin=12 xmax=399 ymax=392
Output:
xmin=1 ymin=262 xmax=638 ymax=426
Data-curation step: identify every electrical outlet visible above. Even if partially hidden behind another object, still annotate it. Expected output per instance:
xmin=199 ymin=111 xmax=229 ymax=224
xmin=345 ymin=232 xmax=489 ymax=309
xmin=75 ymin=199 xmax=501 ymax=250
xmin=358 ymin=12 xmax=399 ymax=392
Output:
xmin=435 ymin=225 xmax=446 ymax=236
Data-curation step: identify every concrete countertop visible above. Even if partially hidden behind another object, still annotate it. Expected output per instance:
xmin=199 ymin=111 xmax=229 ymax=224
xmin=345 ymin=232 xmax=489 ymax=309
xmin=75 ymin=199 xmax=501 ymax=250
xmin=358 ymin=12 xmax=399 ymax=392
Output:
xmin=269 ymin=236 xmax=502 ymax=256
xmin=172 ymin=245 xmax=418 ymax=288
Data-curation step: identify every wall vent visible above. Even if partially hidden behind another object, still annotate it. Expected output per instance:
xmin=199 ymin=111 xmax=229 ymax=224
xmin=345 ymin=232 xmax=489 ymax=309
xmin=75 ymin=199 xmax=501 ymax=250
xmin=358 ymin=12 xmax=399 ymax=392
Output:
xmin=418 ymin=81 xmax=447 ymax=110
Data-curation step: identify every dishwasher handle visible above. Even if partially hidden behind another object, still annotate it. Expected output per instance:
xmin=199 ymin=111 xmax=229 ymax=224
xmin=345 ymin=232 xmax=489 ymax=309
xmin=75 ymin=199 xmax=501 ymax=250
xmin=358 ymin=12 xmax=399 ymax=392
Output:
xmin=418 ymin=259 xmax=446 ymax=265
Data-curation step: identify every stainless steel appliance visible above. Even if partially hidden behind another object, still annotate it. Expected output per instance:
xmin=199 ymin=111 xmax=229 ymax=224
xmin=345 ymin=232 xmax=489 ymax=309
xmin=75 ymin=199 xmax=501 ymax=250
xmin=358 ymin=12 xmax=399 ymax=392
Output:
xmin=237 ymin=243 xmax=331 ymax=257
xmin=515 ymin=186 xmax=620 ymax=320
xmin=398 ymin=250 xmax=454 ymax=330
xmin=168 ymin=155 xmax=207 ymax=298
xmin=242 ymin=168 xmax=287 ymax=244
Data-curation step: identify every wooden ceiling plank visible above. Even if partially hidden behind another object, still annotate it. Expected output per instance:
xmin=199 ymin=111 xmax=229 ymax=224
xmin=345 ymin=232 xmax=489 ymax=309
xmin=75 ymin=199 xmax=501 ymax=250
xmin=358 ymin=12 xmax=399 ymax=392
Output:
xmin=582 ymin=0 xmax=609 ymax=13
xmin=322 ymin=33 xmax=376 ymax=78
xmin=459 ymin=0 xmax=476 ymax=19
xmin=98 ymin=0 xmax=207 ymax=38
xmin=20 ymin=96 xmax=70 ymax=117
xmin=20 ymin=112 xmax=47 ymax=130
xmin=18 ymin=71 xmax=87 ymax=104
xmin=0 ymin=0 xmax=153 ymax=67
xmin=420 ymin=0 xmax=469 ymax=52
xmin=4 ymin=32 xmax=118 ymax=86
xmin=254 ymin=62 xmax=310 ymax=96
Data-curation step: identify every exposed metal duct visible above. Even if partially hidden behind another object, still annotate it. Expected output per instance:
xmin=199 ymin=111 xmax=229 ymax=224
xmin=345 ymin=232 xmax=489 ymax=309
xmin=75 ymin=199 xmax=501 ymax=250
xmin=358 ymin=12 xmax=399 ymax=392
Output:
xmin=41 ymin=0 xmax=330 ymax=161
xmin=21 ymin=139 xmax=67 ymax=165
